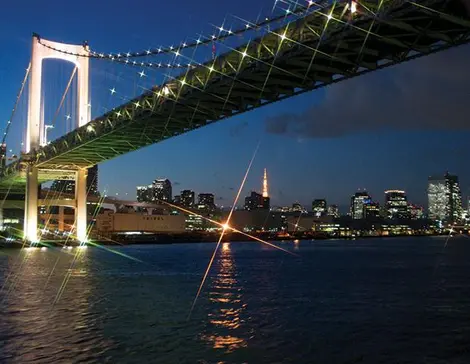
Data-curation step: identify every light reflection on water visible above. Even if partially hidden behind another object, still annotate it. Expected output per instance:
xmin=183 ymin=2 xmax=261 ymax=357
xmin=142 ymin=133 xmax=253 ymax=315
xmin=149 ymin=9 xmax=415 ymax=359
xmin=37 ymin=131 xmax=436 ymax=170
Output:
xmin=202 ymin=242 xmax=247 ymax=352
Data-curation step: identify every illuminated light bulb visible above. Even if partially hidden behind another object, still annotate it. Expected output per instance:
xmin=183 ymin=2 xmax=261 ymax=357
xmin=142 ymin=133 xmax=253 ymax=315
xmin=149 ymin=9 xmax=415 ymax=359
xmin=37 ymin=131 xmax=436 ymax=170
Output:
xmin=134 ymin=101 xmax=140 ymax=108
xmin=133 ymin=61 xmax=136 ymax=65
xmin=196 ymin=38 xmax=202 ymax=44
xmin=110 ymin=88 xmax=116 ymax=95
xmin=66 ymin=114 xmax=71 ymax=120
xmin=180 ymin=79 xmax=186 ymax=85
xmin=182 ymin=42 xmax=187 ymax=47
xmin=228 ymin=29 xmax=233 ymax=35
xmin=245 ymin=24 xmax=250 ymax=29
xmin=279 ymin=32 xmax=287 ymax=40
xmin=211 ymin=35 xmax=216 ymax=39
xmin=174 ymin=50 xmax=180 ymax=57
xmin=163 ymin=86 xmax=170 ymax=95
xmin=242 ymin=51 xmax=248 ymax=58
xmin=146 ymin=49 xmax=151 ymax=54
xmin=125 ymin=59 xmax=129 ymax=64
xmin=351 ymin=1 xmax=357 ymax=14
xmin=308 ymin=0 xmax=314 ymax=6
xmin=126 ymin=52 xmax=130 ymax=57
xmin=219 ymin=26 xmax=224 ymax=32
xmin=285 ymin=9 xmax=291 ymax=14
xmin=116 ymin=111 xmax=121 ymax=117
xmin=209 ymin=66 xmax=214 ymax=72
xmin=170 ymin=45 xmax=174 ymax=50
xmin=167 ymin=63 xmax=171 ymax=67
xmin=327 ymin=13 xmax=333 ymax=20
xmin=157 ymin=48 xmax=162 ymax=53
xmin=222 ymin=223 xmax=229 ymax=231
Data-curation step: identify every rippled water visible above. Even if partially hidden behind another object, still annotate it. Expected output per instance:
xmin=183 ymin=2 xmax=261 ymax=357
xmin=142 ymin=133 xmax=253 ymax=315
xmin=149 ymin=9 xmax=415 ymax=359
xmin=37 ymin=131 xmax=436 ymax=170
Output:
xmin=1 ymin=237 xmax=470 ymax=363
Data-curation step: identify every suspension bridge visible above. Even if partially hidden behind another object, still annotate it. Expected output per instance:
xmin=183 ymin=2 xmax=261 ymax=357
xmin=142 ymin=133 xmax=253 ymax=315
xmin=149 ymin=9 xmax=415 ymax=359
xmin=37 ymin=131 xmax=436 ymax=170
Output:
xmin=0 ymin=0 xmax=469 ymax=243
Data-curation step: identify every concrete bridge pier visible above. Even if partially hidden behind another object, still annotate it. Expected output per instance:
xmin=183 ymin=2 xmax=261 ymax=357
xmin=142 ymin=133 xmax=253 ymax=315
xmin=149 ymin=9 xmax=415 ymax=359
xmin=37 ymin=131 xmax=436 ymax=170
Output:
xmin=75 ymin=168 xmax=88 ymax=243
xmin=24 ymin=165 xmax=38 ymax=242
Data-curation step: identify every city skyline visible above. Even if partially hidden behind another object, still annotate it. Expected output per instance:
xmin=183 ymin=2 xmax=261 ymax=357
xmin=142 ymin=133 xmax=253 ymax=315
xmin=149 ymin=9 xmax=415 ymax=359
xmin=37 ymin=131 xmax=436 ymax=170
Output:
xmin=1 ymin=0 xmax=470 ymax=208
xmin=132 ymin=169 xmax=464 ymax=214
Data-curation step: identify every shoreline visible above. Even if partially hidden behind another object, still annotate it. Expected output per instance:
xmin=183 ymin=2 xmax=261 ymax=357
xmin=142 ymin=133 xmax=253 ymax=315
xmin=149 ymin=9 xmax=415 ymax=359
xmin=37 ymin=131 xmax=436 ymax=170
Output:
xmin=0 ymin=232 xmax=453 ymax=249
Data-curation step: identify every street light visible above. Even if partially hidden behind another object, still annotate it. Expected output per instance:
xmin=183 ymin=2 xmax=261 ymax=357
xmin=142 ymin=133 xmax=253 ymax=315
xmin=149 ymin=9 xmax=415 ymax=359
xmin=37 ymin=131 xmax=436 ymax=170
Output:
xmin=44 ymin=125 xmax=54 ymax=145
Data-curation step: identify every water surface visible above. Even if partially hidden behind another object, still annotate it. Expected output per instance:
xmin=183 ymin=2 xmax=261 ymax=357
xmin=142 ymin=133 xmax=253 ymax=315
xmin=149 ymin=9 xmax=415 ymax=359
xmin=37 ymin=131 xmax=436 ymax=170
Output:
xmin=1 ymin=237 xmax=470 ymax=363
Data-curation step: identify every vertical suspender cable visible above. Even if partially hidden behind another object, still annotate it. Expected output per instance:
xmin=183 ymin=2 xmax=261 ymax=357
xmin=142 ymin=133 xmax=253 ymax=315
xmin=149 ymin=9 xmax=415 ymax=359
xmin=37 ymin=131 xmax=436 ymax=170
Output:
xmin=2 ymin=63 xmax=31 ymax=146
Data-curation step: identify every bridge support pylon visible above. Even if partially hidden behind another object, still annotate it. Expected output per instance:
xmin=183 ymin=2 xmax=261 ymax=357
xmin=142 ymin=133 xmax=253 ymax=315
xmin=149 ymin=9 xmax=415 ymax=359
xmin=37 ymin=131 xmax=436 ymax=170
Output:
xmin=75 ymin=168 xmax=88 ymax=243
xmin=24 ymin=165 xmax=38 ymax=242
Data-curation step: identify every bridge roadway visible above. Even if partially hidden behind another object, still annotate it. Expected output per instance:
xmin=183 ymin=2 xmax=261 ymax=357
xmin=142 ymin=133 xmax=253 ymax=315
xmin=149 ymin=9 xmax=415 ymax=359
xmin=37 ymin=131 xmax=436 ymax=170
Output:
xmin=1 ymin=0 xmax=470 ymax=193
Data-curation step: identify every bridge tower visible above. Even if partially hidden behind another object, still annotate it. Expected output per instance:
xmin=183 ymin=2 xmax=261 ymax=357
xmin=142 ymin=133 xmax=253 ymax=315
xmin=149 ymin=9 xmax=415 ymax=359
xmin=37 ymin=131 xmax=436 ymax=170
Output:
xmin=24 ymin=34 xmax=90 ymax=243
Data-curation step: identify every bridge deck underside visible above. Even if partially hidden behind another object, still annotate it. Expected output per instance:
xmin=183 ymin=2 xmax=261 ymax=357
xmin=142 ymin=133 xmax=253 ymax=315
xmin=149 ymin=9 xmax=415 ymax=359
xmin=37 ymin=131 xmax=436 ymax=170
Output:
xmin=1 ymin=0 xmax=469 ymax=192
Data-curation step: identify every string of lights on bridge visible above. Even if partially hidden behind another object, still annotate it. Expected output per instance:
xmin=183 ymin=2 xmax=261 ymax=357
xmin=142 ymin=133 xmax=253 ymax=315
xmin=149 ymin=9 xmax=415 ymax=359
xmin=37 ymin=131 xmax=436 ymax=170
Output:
xmin=36 ymin=1 xmax=361 ymax=70
xmin=1 ymin=0 xmax=366 ymax=154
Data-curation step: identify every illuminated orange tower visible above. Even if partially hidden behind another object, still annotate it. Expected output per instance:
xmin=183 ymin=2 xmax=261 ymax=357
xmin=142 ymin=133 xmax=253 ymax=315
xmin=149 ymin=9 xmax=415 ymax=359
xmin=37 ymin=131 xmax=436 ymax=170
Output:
xmin=262 ymin=168 xmax=268 ymax=198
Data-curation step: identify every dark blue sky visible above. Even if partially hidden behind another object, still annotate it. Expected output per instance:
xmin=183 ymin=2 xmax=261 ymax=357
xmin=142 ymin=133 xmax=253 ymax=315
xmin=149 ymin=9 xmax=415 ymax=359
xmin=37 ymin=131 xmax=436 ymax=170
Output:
xmin=1 ymin=0 xmax=470 ymax=210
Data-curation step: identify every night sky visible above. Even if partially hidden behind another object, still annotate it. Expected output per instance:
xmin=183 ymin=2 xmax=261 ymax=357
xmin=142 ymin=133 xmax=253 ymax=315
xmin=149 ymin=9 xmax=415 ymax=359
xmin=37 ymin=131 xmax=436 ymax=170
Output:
xmin=1 ymin=0 xmax=470 ymax=211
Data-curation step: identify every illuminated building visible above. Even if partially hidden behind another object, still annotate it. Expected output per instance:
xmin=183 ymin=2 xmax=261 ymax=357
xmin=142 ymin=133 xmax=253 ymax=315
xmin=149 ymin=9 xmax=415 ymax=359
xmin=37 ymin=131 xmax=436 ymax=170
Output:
xmin=87 ymin=165 xmax=99 ymax=196
xmin=96 ymin=210 xmax=185 ymax=235
xmin=180 ymin=190 xmax=195 ymax=208
xmin=137 ymin=185 xmax=152 ymax=202
xmin=198 ymin=193 xmax=215 ymax=210
xmin=384 ymin=190 xmax=408 ymax=219
xmin=350 ymin=191 xmax=371 ymax=220
xmin=312 ymin=199 xmax=327 ymax=218
xmin=173 ymin=195 xmax=181 ymax=205
xmin=364 ymin=202 xmax=380 ymax=219
xmin=408 ymin=204 xmax=424 ymax=220
xmin=152 ymin=178 xmax=172 ymax=202
xmin=50 ymin=165 xmax=99 ymax=195
xmin=428 ymin=173 xmax=462 ymax=223
xmin=327 ymin=204 xmax=340 ymax=218
xmin=291 ymin=203 xmax=307 ymax=213
xmin=244 ymin=192 xmax=264 ymax=211
xmin=50 ymin=179 xmax=75 ymax=194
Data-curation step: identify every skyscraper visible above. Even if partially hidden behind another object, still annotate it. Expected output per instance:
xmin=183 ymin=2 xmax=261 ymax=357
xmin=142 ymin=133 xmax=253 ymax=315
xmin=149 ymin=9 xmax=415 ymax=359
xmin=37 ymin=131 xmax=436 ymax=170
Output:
xmin=137 ymin=185 xmax=152 ymax=202
xmin=51 ymin=166 xmax=99 ymax=196
xmin=327 ymin=204 xmax=340 ymax=218
xmin=350 ymin=191 xmax=371 ymax=220
xmin=180 ymin=190 xmax=195 ymax=208
xmin=87 ymin=165 xmax=99 ymax=196
xmin=364 ymin=202 xmax=380 ymax=219
xmin=50 ymin=179 xmax=75 ymax=194
xmin=198 ymin=193 xmax=215 ymax=210
xmin=384 ymin=190 xmax=408 ymax=219
xmin=244 ymin=191 xmax=264 ymax=211
xmin=428 ymin=173 xmax=462 ymax=223
xmin=152 ymin=179 xmax=172 ymax=202
xmin=312 ymin=199 xmax=327 ymax=218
